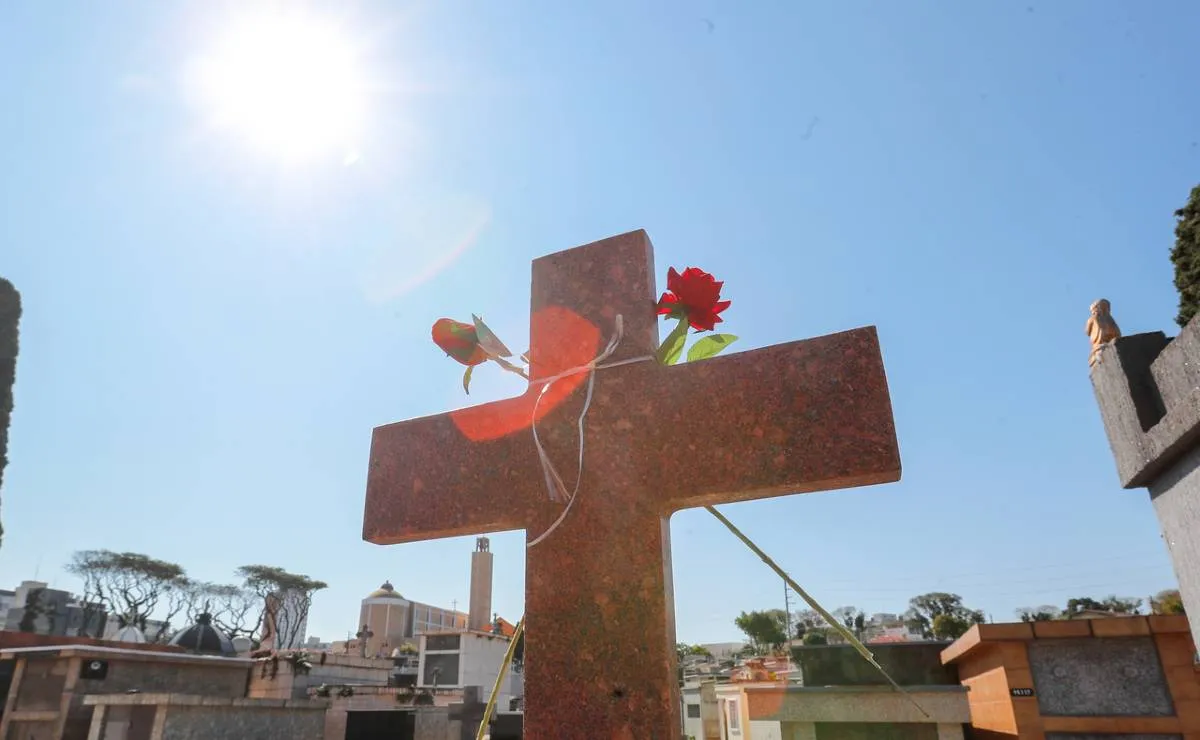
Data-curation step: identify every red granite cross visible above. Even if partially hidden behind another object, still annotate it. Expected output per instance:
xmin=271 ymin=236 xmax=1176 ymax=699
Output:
xmin=363 ymin=230 xmax=901 ymax=740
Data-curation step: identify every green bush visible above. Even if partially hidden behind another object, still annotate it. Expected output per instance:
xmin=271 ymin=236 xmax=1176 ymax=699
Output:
xmin=1172 ymin=185 xmax=1200 ymax=327
xmin=0 ymin=278 xmax=21 ymax=549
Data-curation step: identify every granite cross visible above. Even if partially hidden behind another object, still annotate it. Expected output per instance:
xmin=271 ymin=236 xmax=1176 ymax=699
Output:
xmin=363 ymin=230 xmax=901 ymax=739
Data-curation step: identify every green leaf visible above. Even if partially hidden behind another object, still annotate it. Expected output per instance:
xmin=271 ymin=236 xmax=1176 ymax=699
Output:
xmin=472 ymin=314 xmax=513 ymax=358
xmin=657 ymin=320 xmax=688 ymax=365
xmin=462 ymin=365 xmax=474 ymax=395
xmin=687 ymin=334 xmax=738 ymax=362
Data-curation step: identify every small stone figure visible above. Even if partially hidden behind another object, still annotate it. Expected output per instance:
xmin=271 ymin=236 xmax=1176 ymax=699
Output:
xmin=1086 ymin=298 xmax=1121 ymax=367
xmin=355 ymin=624 xmax=374 ymax=659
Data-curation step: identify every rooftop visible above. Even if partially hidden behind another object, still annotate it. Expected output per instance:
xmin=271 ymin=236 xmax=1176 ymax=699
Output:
xmin=0 ymin=644 xmax=253 ymax=666
xmin=365 ymin=581 xmax=405 ymax=600
xmin=940 ymin=614 xmax=1191 ymax=665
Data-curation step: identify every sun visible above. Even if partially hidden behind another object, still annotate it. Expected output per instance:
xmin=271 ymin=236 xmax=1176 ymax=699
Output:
xmin=190 ymin=11 xmax=366 ymax=164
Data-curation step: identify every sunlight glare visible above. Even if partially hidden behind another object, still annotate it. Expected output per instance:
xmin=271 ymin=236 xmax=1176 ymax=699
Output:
xmin=192 ymin=12 xmax=366 ymax=163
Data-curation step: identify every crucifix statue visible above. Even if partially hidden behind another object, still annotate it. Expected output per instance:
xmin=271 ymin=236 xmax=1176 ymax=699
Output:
xmin=362 ymin=230 xmax=901 ymax=738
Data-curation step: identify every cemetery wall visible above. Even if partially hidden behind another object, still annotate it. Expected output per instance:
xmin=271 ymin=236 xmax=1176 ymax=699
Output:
xmin=159 ymin=702 xmax=325 ymax=740
xmin=1090 ymin=318 xmax=1200 ymax=638
xmin=247 ymin=653 xmax=392 ymax=700
xmin=82 ymin=694 xmax=327 ymax=740
xmin=315 ymin=686 xmax=457 ymax=740
xmin=792 ymin=642 xmax=959 ymax=687
xmin=74 ymin=657 xmax=248 ymax=697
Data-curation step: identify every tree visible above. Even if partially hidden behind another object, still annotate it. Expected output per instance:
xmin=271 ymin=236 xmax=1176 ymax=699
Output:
xmin=1064 ymin=595 xmax=1142 ymax=618
xmin=905 ymin=593 xmax=984 ymax=639
xmin=1101 ymin=596 xmax=1142 ymax=615
xmin=1017 ymin=606 xmax=1061 ymax=622
xmin=801 ymin=630 xmax=827 ymax=646
xmin=66 ymin=550 xmax=187 ymax=637
xmin=734 ymin=609 xmax=788 ymax=654
xmin=1151 ymin=589 xmax=1186 ymax=615
xmin=18 ymin=587 xmax=43 ymax=632
xmin=237 ymin=565 xmax=327 ymax=649
xmin=0 ymin=278 xmax=20 ymax=549
xmin=676 ymin=643 xmax=711 ymax=662
xmin=831 ymin=606 xmax=865 ymax=637
xmin=931 ymin=613 xmax=971 ymax=640
xmin=172 ymin=581 xmax=263 ymax=645
xmin=1172 ymin=184 xmax=1200 ymax=327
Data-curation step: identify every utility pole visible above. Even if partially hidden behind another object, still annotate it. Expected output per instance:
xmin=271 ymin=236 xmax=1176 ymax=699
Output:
xmin=783 ymin=581 xmax=793 ymax=640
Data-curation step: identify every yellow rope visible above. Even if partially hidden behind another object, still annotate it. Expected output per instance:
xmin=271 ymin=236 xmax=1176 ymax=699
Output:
xmin=475 ymin=616 xmax=525 ymax=740
xmin=704 ymin=505 xmax=930 ymax=718
xmin=473 ymin=508 xmax=929 ymax=737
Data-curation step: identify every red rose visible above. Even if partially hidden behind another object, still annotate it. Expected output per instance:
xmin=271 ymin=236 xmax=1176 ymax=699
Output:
xmin=656 ymin=267 xmax=731 ymax=331
xmin=432 ymin=318 xmax=488 ymax=366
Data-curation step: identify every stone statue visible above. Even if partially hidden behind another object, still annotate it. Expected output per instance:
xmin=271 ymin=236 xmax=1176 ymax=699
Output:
xmin=1086 ymin=298 xmax=1121 ymax=367
xmin=355 ymin=624 xmax=373 ymax=658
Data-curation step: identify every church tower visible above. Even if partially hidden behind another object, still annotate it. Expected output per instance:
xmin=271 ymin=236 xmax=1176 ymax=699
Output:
xmin=468 ymin=537 xmax=493 ymax=631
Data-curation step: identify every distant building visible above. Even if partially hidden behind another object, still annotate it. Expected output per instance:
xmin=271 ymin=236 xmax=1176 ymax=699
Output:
xmin=468 ymin=537 xmax=493 ymax=632
xmin=353 ymin=539 xmax=499 ymax=657
xmin=356 ymin=582 xmax=468 ymax=657
xmin=699 ymin=642 xmax=746 ymax=660
xmin=0 ymin=589 xmax=15 ymax=618
xmin=3 ymin=580 xmax=106 ymax=637
xmin=418 ymin=630 xmax=522 ymax=708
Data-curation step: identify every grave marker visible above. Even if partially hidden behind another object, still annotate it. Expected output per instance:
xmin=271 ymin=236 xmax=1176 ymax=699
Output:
xmin=363 ymin=230 xmax=901 ymax=738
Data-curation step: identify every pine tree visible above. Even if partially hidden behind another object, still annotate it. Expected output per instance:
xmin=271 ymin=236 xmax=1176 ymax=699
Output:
xmin=1171 ymin=185 xmax=1200 ymax=327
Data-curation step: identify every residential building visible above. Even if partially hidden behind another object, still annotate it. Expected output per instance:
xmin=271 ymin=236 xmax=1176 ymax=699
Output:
xmin=3 ymin=581 xmax=106 ymax=638
xmin=695 ymin=641 xmax=970 ymax=740
xmin=699 ymin=642 xmax=746 ymax=661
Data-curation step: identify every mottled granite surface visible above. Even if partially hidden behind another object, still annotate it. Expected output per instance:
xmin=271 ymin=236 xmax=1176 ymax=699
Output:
xmin=1029 ymin=637 xmax=1173 ymax=717
xmin=363 ymin=230 xmax=901 ymax=738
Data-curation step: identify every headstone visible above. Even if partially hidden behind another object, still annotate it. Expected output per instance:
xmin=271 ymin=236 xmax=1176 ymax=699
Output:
xmin=447 ymin=685 xmax=488 ymax=740
xmin=363 ymin=230 xmax=901 ymax=738
xmin=1090 ymin=308 xmax=1200 ymax=639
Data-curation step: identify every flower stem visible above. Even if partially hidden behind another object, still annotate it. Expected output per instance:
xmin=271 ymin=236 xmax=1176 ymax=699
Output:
xmin=656 ymin=318 xmax=689 ymax=365
xmin=703 ymin=505 xmax=929 ymax=719
xmin=475 ymin=616 xmax=525 ymax=740
xmin=492 ymin=356 xmax=530 ymax=379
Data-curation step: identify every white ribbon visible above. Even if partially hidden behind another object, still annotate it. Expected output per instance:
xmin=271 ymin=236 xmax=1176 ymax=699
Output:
xmin=526 ymin=315 xmax=654 ymax=549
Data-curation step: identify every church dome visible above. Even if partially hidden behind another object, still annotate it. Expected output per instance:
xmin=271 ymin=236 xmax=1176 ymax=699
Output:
xmin=113 ymin=624 xmax=147 ymax=644
xmin=169 ymin=613 xmax=236 ymax=656
xmin=366 ymin=581 xmax=404 ymax=600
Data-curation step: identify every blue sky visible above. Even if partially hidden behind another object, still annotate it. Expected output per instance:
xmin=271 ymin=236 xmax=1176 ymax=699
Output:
xmin=1 ymin=0 xmax=1195 ymax=645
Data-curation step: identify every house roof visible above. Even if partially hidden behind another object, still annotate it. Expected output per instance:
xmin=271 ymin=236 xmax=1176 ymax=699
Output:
xmin=940 ymin=615 xmax=1191 ymax=665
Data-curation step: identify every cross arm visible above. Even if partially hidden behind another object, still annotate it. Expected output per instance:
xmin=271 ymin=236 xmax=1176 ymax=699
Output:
xmin=643 ymin=326 xmax=901 ymax=510
xmin=362 ymin=397 xmax=548 ymax=545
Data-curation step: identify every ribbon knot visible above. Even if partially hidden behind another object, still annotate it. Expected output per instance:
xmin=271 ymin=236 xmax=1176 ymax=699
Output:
xmin=526 ymin=315 xmax=654 ymax=548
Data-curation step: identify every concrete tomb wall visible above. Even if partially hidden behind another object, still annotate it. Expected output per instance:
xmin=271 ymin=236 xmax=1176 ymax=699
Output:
xmin=1090 ymin=316 xmax=1200 ymax=639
